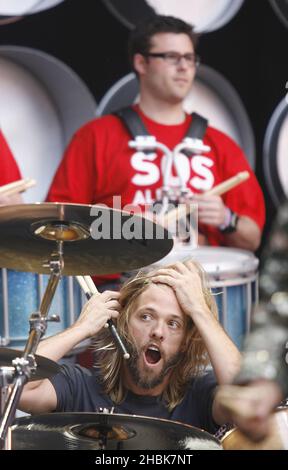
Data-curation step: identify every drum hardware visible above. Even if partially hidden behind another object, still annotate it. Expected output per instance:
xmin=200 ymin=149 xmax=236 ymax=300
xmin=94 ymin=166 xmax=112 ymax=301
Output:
xmin=0 ymin=202 xmax=172 ymax=449
xmin=0 ymin=239 xmax=64 ymax=450
xmin=0 ymin=348 xmax=59 ymax=380
xmin=0 ymin=347 xmax=60 ymax=449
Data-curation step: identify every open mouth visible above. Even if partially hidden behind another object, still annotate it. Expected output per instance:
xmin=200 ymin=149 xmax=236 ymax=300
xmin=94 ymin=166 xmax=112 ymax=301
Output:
xmin=144 ymin=345 xmax=162 ymax=365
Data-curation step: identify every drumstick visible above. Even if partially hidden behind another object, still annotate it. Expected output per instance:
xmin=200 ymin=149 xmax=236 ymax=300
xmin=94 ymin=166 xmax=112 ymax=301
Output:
xmin=204 ymin=171 xmax=250 ymax=196
xmin=163 ymin=171 xmax=250 ymax=225
xmin=76 ymin=275 xmax=130 ymax=360
xmin=0 ymin=178 xmax=36 ymax=197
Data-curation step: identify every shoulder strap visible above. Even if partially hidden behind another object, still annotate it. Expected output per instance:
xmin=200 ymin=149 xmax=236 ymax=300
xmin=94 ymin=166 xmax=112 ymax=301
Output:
xmin=181 ymin=112 xmax=209 ymax=157
xmin=115 ymin=107 xmax=208 ymax=143
xmin=187 ymin=112 xmax=208 ymax=140
xmin=114 ymin=106 xmax=149 ymax=138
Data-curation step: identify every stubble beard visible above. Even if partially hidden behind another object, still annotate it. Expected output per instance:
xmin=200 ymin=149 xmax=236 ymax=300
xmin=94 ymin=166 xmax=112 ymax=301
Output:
xmin=126 ymin=343 xmax=182 ymax=390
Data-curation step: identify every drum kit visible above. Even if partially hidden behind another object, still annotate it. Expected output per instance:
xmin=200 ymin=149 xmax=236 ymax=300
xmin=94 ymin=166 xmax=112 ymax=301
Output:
xmin=0 ymin=196 xmax=286 ymax=450
xmin=0 ymin=201 xmax=172 ymax=450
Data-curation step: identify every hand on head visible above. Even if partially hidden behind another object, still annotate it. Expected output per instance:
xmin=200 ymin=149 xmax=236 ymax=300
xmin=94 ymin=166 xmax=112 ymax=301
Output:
xmin=149 ymin=260 xmax=212 ymax=320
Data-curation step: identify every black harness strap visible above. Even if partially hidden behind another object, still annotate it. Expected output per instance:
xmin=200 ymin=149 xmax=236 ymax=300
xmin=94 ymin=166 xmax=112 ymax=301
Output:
xmin=186 ymin=112 xmax=208 ymax=140
xmin=114 ymin=106 xmax=149 ymax=137
xmin=114 ymin=107 xmax=208 ymax=156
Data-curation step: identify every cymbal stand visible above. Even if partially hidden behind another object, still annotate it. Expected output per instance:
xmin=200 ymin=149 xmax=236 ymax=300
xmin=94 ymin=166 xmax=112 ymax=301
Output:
xmin=0 ymin=242 xmax=63 ymax=450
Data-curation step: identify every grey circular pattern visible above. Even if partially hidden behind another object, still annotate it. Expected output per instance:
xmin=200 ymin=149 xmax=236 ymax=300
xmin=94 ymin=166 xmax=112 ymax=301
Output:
xmin=0 ymin=46 xmax=96 ymax=202
xmin=0 ymin=0 xmax=65 ymax=25
xmin=263 ymin=98 xmax=288 ymax=206
xmin=102 ymin=0 xmax=245 ymax=33
xmin=269 ymin=0 xmax=288 ymax=28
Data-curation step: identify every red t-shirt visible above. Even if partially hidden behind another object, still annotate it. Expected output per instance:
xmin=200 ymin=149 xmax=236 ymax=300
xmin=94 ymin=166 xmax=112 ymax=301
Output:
xmin=47 ymin=108 xmax=265 ymax=280
xmin=0 ymin=130 xmax=22 ymax=185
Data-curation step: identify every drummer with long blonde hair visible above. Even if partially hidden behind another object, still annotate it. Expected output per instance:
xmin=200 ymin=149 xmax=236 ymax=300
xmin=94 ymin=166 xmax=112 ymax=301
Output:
xmin=19 ymin=259 xmax=241 ymax=434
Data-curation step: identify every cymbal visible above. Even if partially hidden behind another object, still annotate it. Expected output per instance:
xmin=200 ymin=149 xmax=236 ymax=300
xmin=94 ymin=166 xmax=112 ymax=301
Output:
xmin=0 ymin=203 xmax=173 ymax=275
xmin=0 ymin=347 xmax=60 ymax=381
xmin=12 ymin=412 xmax=222 ymax=450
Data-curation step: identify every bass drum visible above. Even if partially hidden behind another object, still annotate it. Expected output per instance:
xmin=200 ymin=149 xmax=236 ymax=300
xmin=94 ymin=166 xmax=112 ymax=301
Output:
xmin=222 ymin=406 xmax=288 ymax=450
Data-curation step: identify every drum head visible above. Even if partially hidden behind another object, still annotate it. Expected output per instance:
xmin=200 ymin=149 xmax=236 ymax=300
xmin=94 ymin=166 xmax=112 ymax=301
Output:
xmin=12 ymin=412 xmax=222 ymax=450
xmin=153 ymin=246 xmax=259 ymax=280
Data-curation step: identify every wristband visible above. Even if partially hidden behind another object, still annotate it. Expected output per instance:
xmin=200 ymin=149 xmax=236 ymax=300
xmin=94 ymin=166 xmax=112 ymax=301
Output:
xmin=219 ymin=208 xmax=239 ymax=233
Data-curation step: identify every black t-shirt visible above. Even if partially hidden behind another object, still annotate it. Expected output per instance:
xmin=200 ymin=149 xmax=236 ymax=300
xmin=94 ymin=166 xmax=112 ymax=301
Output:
xmin=49 ymin=364 xmax=219 ymax=434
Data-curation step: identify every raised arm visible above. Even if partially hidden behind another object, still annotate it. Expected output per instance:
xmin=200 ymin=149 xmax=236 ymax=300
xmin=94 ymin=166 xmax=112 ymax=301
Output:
xmin=18 ymin=290 xmax=121 ymax=414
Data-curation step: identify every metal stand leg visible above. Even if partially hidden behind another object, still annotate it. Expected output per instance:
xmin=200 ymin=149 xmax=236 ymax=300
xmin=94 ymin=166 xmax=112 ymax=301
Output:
xmin=0 ymin=244 xmax=64 ymax=449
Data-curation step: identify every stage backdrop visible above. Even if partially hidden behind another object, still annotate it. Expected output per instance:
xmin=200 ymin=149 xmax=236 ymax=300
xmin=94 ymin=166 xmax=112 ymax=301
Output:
xmin=0 ymin=0 xmax=287 ymax=240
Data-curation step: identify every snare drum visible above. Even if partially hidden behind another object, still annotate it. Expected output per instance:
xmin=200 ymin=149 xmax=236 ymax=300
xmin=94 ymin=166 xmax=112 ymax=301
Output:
xmin=152 ymin=244 xmax=259 ymax=349
xmin=0 ymin=268 xmax=85 ymax=349
xmin=222 ymin=406 xmax=288 ymax=450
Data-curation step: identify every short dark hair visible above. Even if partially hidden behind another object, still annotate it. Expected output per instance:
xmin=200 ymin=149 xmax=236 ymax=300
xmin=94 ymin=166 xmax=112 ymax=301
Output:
xmin=128 ymin=15 xmax=199 ymax=71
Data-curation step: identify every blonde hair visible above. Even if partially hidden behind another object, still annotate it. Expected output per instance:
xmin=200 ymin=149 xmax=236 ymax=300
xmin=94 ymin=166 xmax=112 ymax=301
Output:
xmin=92 ymin=260 xmax=218 ymax=411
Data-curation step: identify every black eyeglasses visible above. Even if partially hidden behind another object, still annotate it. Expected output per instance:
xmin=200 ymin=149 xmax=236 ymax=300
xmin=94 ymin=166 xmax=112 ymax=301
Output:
xmin=145 ymin=52 xmax=200 ymax=67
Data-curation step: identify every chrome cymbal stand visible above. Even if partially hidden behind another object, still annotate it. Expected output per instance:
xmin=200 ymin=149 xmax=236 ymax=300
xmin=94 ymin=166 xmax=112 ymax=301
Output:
xmin=0 ymin=242 xmax=63 ymax=450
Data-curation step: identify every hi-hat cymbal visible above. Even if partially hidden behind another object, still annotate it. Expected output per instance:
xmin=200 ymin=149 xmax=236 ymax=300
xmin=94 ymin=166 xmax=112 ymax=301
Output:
xmin=12 ymin=412 xmax=222 ymax=450
xmin=0 ymin=203 xmax=173 ymax=275
xmin=0 ymin=348 xmax=59 ymax=380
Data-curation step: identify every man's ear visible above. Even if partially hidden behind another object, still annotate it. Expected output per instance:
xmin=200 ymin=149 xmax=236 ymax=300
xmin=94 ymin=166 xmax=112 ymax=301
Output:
xmin=133 ymin=53 xmax=148 ymax=76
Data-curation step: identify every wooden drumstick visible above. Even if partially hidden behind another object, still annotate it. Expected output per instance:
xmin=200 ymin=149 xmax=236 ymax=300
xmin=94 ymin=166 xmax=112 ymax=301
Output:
xmin=163 ymin=171 xmax=250 ymax=225
xmin=0 ymin=178 xmax=36 ymax=197
xmin=76 ymin=275 xmax=130 ymax=360
xmin=204 ymin=171 xmax=250 ymax=196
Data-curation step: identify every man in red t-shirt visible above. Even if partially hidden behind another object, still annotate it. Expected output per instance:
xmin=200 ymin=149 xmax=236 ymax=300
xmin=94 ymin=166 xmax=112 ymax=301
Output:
xmin=47 ymin=16 xmax=265 ymax=260
xmin=0 ymin=129 xmax=23 ymax=205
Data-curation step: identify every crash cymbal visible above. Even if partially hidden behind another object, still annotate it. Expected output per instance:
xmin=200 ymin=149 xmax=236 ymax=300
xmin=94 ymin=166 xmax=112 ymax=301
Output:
xmin=12 ymin=412 xmax=222 ymax=450
xmin=0 ymin=348 xmax=59 ymax=381
xmin=0 ymin=203 xmax=173 ymax=275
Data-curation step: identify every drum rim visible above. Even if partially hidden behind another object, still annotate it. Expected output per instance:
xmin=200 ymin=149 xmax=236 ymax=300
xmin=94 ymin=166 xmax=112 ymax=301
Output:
xmin=153 ymin=246 xmax=259 ymax=278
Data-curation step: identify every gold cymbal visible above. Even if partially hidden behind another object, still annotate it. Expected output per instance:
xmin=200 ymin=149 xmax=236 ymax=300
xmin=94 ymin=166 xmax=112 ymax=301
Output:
xmin=0 ymin=348 xmax=59 ymax=381
xmin=0 ymin=203 xmax=173 ymax=275
xmin=12 ymin=412 xmax=222 ymax=449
